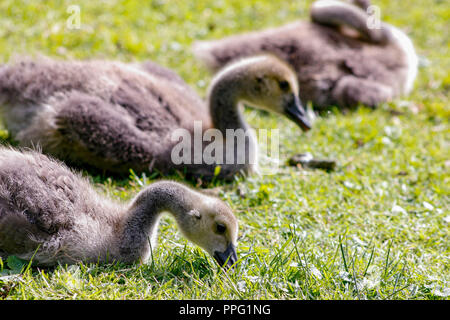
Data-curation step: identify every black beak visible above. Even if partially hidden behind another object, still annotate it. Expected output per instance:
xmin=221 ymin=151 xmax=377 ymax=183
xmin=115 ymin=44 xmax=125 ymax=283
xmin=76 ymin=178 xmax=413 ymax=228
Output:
xmin=284 ymin=94 xmax=311 ymax=131
xmin=214 ymin=243 xmax=238 ymax=269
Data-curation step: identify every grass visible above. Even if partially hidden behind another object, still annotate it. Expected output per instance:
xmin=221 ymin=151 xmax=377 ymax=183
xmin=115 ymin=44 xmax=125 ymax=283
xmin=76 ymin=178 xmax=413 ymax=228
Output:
xmin=0 ymin=0 xmax=449 ymax=300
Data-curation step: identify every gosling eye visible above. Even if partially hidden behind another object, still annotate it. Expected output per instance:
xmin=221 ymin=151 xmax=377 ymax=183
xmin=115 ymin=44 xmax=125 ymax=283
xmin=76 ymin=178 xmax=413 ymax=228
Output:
xmin=216 ymin=223 xmax=227 ymax=234
xmin=278 ymin=80 xmax=290 ymax=91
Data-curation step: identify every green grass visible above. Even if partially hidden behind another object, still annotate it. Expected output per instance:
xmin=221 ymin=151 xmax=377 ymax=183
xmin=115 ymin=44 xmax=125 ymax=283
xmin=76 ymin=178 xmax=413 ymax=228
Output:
xmin=0 ymin=0 xmax=449 ymax=300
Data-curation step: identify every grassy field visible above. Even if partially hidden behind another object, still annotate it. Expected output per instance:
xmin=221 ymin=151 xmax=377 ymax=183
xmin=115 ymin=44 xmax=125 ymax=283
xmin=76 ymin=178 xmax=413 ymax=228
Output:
xmin=0 ymin=0 xmax=449 ymax=300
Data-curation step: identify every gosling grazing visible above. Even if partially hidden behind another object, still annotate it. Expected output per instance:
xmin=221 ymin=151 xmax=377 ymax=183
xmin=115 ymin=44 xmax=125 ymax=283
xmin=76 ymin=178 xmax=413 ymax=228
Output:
xmin=193 ymin=0 xmax=418 ymax=110
xmin=0 ymin=55 xmax=310 ymax=180
xmin=0 ymin=147 xmax=238 ymax=267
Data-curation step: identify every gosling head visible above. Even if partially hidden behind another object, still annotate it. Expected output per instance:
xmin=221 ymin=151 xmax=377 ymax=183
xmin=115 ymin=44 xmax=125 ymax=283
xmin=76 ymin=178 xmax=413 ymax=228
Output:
xmin=177 ymin=193 xmax=239 ymax=269
xmin=212 ymin=55 xmax=312 ymax=131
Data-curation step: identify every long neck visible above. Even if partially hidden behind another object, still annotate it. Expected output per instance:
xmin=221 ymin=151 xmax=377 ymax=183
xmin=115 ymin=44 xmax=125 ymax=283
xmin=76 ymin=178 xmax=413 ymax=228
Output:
xmin=208 ymin=75 xmax=249 ymax=132
xmin=207 ymin=75 xmax=258 ymax=173
xmin=118 ymin=182 xmax=194 ymax=263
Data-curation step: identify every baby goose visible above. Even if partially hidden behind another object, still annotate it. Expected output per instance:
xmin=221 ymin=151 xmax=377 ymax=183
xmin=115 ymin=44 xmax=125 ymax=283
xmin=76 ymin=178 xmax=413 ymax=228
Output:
xmin=193 ymin=0 xmax=418 ymax=110
xmin=0 ymin=147 xmax=238 ymax=268
xmin=0 ymin=55 xmax=310 ymax=180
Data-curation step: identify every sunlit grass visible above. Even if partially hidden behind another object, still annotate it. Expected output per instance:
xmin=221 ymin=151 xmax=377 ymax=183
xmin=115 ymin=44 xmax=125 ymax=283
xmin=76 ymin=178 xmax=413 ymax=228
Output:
xmin=0 ymin=0 xmax=449 ymax=299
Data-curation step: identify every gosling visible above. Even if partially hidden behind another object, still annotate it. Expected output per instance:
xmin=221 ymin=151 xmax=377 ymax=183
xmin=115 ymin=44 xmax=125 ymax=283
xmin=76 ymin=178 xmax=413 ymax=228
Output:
xmin=0 ymin=55 xmax=310 ymax=180
xmin=193 ymin=0 xmax=418 ymax=110
xmin=0 ymin=147 xmax=238 ymax=268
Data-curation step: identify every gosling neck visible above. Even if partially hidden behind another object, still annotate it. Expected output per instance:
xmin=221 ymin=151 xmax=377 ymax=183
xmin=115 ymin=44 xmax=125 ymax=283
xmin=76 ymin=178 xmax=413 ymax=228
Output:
xmin=119 ymin=182 xmax=196 ymax=262
xmin=207 ymin=74 xmax=258 ymax=173
xmin=208 ymin=74 xmax=249 ymax=133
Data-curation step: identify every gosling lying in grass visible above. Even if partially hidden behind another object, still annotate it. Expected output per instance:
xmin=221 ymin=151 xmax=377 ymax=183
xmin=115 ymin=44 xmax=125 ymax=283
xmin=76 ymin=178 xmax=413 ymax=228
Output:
xmin=0 ymin=147 xmax=238 ymax=268
xmin=0 ymin=55 xmax=310 ymax=180
xmin=193 ymin=0 xmax=418 ymax=110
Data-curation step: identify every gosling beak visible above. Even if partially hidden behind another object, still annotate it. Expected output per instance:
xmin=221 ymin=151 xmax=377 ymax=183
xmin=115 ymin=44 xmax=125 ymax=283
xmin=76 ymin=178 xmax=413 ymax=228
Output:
xmin=284 ymin=94 xmax=311 ymax=131
xmin=214 ymin=243 xmax=238 ymax=269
